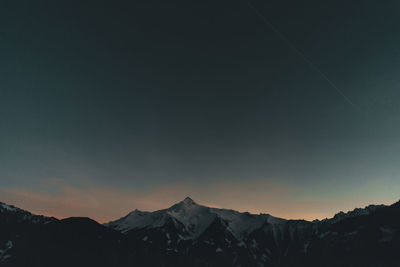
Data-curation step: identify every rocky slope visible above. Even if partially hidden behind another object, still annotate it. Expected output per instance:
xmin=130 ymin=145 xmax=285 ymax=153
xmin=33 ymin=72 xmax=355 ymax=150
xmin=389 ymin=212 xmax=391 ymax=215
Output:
xmin=0 ymin=198 xmax=399 ymax=266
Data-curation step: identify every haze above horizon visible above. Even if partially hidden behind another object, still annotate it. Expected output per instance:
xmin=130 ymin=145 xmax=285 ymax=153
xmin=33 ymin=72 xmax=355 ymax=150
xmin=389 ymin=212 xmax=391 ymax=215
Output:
xmin=1 ymin=0 xmax=400 ymax=222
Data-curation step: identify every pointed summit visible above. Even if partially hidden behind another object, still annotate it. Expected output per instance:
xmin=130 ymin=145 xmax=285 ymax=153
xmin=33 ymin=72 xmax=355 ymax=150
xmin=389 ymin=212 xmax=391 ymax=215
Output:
xmin=167 ymin=197 xmax=198 ymax=212
xmin=182 ymin=196 xmax=196 ymax=206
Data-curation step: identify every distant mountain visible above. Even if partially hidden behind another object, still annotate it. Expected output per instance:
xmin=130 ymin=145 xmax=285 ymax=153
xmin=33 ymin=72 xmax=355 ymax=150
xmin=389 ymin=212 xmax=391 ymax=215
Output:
xmin=0 ymin=198 xmax=399 ymax=267
xmin=106 ymin=197 xmax=285 ymax=239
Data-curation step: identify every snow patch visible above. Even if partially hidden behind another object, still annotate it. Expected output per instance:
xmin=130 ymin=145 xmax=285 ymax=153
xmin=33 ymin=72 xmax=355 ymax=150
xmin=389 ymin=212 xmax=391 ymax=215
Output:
xmin=379 ymin=227 xmax=397 ymax=243
xmin=203 ymin=240 xmax=214 ymax=245
xmin=261 ymin=253 xmax=269 ymax=261
xmin=0 ymin=203 xmax=17 ymax=212
xmin=167 ymin=202 xmax=215 ymax=238
xmin=326 ymin=204 xmax=386 ymax=223
xmin=251 ymin=239 xmax=258 ymax=248
xmin=318 ymin=231 xmax=330 ymax=239
xmin=238 ymin=241 xmax=247 ymax=248
xmin=212 ymin=209 xmax=285 ymax=240
xmin=0 ymin=240 xmax=13 ymax=262
xmin=303 ymin=242 xmax=310 ymax=254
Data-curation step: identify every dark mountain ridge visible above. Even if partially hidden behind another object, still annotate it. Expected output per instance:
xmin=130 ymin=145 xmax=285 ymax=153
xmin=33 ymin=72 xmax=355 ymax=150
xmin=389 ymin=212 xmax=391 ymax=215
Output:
xmin=0 ymin=199 xmax=399 ymax=267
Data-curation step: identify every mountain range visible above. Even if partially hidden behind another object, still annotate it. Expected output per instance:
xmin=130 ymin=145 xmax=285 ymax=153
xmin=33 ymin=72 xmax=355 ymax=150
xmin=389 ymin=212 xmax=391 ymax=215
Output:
xmin=0 ymin=197 xmax=399 ymax=266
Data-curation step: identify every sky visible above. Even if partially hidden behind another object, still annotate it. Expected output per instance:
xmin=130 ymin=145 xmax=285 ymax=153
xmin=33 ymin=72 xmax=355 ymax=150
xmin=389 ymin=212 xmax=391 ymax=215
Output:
xmin=1 ymin=0 xmax=400 ymax=222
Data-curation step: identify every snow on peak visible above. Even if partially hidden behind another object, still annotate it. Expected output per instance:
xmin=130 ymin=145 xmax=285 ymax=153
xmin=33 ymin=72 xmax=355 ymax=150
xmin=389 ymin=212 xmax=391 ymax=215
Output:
xmin=0 ymin=202 xmax=17 ymax=212
xmin=325 ymin=204 xmax=386 ymax=223
xmin=211 ymin=208 xmax=284 ymax=239
xmin=182 ymin=197 xmax=196 ymax=206
xmin=106 ymin=198 xmax=286 ymax=239
xmin=166 ymin=198 xmax=215 ymax=237
xmin=0 ymin=202 xmax=55 ymax=224
xmin=105 ymin=209 xmax=156 ymax=233
xmin=168 ymin=197 xmax=198 ymax=212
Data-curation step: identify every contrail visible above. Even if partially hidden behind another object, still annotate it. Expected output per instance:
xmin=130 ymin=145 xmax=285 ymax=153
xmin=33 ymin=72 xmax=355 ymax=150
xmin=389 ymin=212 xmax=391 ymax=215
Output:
xmin=246 ymin=1 xmax=354 ymax=106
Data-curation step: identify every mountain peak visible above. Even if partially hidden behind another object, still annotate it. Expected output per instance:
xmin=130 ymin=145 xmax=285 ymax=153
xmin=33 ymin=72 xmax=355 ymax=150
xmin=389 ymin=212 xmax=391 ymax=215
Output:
xmin=166 ymin=197 xmax=200 ymax=215
xmin=182 ymin=197 xmax=196 ymax=206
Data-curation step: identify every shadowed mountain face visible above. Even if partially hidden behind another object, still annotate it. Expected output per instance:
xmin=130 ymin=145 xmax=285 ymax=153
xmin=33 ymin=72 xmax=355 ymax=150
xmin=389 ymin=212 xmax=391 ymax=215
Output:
xmin=0 ymin=199 xmax=399 ymax=267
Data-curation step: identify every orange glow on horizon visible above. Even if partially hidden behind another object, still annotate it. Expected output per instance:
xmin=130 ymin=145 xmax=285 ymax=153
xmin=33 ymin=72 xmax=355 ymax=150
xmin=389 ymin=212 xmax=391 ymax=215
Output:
xmin=1 ymin=179 xmax=398 ymax=223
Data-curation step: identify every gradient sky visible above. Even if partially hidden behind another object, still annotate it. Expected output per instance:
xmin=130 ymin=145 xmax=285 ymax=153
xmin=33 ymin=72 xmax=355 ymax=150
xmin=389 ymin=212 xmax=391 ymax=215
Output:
xmin=1 ymin=0 xmax=400 ymax=222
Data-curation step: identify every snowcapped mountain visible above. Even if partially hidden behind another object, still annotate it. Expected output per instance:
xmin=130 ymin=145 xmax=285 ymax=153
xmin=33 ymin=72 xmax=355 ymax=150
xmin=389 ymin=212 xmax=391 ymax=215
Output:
xmin=106 ymin=197 xmax=285 ymax=240
xmin=102 ymin=197 xmax=400 ymax=266
xmin=324 ymin=204 xmax=386 ymax=224
xmin=0 ymin=198 xmax=399 ymax=267
xmin=0 ymin=201 xmax=55 ymax=224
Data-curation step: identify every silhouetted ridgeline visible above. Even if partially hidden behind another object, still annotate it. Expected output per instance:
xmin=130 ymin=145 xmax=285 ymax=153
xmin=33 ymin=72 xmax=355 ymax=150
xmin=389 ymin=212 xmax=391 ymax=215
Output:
xmin=1 ymin=199 xmax=399 ymax=267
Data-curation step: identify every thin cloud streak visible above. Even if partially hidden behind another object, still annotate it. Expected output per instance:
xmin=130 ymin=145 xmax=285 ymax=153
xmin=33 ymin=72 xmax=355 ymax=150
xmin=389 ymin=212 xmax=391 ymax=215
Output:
xmin=246 ymin=0 xmax=355 ymax=106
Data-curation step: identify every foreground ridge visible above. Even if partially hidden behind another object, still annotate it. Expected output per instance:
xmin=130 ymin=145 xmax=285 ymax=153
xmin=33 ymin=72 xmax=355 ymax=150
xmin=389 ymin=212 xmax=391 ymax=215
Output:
xmin=0 ymin=199 xmax=399 ymax=267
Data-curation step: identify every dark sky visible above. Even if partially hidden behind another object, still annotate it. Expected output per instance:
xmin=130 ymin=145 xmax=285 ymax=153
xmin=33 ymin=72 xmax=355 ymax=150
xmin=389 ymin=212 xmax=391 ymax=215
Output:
xmin=1 ymin=0 xmax=400 ymax=221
